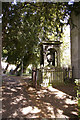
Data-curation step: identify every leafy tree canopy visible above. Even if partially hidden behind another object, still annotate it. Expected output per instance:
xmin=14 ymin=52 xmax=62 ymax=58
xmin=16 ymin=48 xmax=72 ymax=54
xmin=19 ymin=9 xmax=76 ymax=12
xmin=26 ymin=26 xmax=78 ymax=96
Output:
xmin=2 ymin=2 xmax=80 ymax=69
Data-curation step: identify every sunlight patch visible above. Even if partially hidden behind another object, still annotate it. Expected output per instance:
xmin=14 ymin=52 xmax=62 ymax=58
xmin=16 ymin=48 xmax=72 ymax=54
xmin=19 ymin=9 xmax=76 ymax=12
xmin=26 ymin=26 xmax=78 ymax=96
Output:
xmin=57 ymin=109 xmax=63 ymax=114
xmin=44 ymin=102 xmax=51 ymax=106
xmin=21 ymin=106 xmax=41 ymax=115
xmin=0 ymin=110 xmax=2 ymax=114
xmin=11 ymin=96 xmax=24 ymax=104
xmin=37 ymin=89 xmax=47 ymax=95
xmin=71 ymin=111 xmax=78 ymax=115
xmin=23 ymin=100 xmax=27 ymax=103
xmin=11 ymin=88 xmax=17 ymax=92
xmin=36 ymin=97 xmax=40 ymax=100
xmin=63 ymin=105 xmax=68 ymax=108
xmin=21 ymin=106 xmax=32 ymax=115
xmin=42 ymin=89 xmax=48 ymax=93
xmin=48 ymin=86 xmax=59 ymax=92
xmin=31 ymin=107 xmax=41 ymax=113
xmin=16 ymin=96 xmax=24 ymax=101
xmin=47 ymin=106 xmax=53 ymax=113
xmin=48 ymin=86 xmax=68 ymax=98
xmin=11 ymin=101 xmax=17 ymax=105
xmin=37 ymin=91 xmax=41 ymax=94
xmin=28 ymin=87 xmax=35 ymax=91
xmin=5 ymin=93 xmax=12 ymax=95
xmin=65 ymin=98 xmax=77 ymax=105
xmin=13 ymin=111 xmax=18 ymax=117
xmin=16 ymin=87 xmax=22 ymax=90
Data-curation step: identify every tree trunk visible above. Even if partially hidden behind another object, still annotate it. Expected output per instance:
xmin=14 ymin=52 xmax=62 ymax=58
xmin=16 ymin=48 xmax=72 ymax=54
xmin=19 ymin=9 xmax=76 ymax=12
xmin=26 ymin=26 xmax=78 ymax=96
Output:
xmin=32 ymin=67 xmax=37 ymax=88
xmin=13 ymin=62 xmax=22 ymax=73
xmin=3 ymin=63 xmax=9 ymax=74
xmin=23 ymin=68 xmax=26 ymax=73
xmin=40 ymin=44 xmax=44 ymax=66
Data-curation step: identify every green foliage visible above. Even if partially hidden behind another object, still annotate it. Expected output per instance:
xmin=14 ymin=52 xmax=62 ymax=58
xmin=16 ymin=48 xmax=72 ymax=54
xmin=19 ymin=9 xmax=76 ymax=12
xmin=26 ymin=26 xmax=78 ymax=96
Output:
xmin=78 ymin=99 xmax=80 ymax=118
xmin=75 ymin=79 xmax=80 ymax=118
xmin=2 ymin=2 xmax=67 ymax=67
xmin=2 ymin=2 xmax=80 ymax=69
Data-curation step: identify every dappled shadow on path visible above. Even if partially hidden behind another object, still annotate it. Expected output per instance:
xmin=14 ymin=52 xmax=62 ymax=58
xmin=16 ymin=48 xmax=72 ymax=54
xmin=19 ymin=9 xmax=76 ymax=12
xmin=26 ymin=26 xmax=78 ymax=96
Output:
xmin=2 ymin=76 xmax=78 ymax=119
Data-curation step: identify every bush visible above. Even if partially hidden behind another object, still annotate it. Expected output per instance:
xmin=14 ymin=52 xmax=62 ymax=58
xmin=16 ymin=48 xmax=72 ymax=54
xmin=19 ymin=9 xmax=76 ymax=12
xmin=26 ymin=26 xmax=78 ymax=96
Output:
xmin=75 ymin=79 xmax=80 ymax=118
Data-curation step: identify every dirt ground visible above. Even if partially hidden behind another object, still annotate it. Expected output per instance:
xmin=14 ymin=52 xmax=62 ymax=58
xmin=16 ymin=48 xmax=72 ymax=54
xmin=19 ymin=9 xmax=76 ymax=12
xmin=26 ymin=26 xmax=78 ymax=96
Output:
xmin=2 ymin=75 xmax=79 ymax=119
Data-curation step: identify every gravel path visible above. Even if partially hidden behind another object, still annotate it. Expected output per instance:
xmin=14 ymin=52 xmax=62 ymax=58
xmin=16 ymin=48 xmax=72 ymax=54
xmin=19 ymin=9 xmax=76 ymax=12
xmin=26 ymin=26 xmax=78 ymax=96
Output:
xmin=2 ymin=76 xmax=78 ymax=119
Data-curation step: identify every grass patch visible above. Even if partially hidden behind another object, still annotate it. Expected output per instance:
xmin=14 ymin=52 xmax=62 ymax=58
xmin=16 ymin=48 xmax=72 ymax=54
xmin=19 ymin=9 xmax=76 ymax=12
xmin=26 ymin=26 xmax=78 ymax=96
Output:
xmin=78 ymin=99 xmax=80 ymax=118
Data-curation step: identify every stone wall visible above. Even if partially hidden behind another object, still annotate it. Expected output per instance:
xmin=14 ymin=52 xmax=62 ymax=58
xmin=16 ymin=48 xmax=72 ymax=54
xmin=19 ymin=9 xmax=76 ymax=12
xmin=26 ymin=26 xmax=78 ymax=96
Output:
xmin=71 ymin=11 xmax=80 ymax=78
